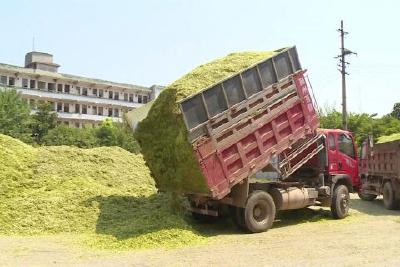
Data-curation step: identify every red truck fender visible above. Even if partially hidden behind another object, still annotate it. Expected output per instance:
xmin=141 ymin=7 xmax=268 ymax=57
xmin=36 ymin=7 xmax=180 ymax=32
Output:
xmin=331 ymin=174 xmax=353 ymax=193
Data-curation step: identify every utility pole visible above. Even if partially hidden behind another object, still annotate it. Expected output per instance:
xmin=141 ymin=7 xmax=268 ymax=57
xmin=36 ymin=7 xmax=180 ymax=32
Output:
xmin=336 ymin=20 xmax=356 ymax=130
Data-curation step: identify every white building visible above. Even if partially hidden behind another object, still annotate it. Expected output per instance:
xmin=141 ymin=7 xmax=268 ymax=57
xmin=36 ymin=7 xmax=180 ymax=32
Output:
xmin=0 ymin=51 xmax=163 ymax=128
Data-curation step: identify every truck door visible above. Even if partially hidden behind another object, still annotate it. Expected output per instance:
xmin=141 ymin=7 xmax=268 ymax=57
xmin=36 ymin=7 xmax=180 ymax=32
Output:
xmin=327 ymin=132 xmax=339 ymax=172
xmin=336 ymin=132 xmax=359 ymax=186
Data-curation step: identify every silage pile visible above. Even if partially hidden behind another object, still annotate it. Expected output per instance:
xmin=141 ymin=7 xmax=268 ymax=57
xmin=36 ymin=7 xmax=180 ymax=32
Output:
xmin=0 ymin=134 xmax=205 ymax=249
xmin=136 ymin=50 xmax=277 ymax=194
xmin=377 ymin=133 xmax=400 ymax=144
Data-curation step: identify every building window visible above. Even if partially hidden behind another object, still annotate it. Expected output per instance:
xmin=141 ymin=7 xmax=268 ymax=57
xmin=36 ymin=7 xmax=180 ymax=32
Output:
xmin=64 ymin=84 xmax=70 ymax=94
xmin=124 ymin=93 xmax=128 ymax=101
xmin=108 ymin=91 xmax=113 ymax=99
xmin=82 ymin=105 xmax=87 ymax=114
xmin=92 ymin=106 xmax=97 ymax=115
xmin=75 ymin=122 xmax=80 ymax=128
xmin=57 ymin=103 xmax=63 ymax=112
xmin=143 ymin=95 xmax=148 ymax=104
xmin=38 ymin=81 xmax=46 ymax=90
xmin=64 ymin=104 xmax=69 ymax=113
xmin=82 ymin=88 xmax=88 ymax=96
xmin=22 ymin=79 xmax=28 ymax=88
xmin=99 ymin=89 xmax=103 ymax=98
xmin=76 ymin=86 xmax=81 ymax=95
xmin=8 ymin=77 xmax=15 ymax=86
xmin=0 ymin=76 xmax=7 ymax=85
xmin=138 ymin=95 xmax=142 ymax=103
xmin=30 ymin=80 xmax=36 ymax=89
xmin=57 ymin=84 xmax=63 ymax=93
xmin=92 ymin=88 xmax=97 ymax=96
xmin=108 ymin=108 xmax=112 ymax=117
xmin=48 ymin=83 xmax=55 ymax=92
xmin=114 ymin=92 xmax=119 ymax=100
xmin=129 ymin=93 xmax=133 ymax=102
xmin=114 ymin=108 xmax=119 ymax=117
xmin=75 ymin=104 xmax=80 ymax=113
xmin=98 ymin=106 xmax=103 ymax=116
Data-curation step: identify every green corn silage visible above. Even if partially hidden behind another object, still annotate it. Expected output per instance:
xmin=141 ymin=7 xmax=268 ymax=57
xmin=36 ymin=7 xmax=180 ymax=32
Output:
xmin=135 ymin=50 xmax=277 ymax=194
xmin=0 ymin=134 xmax=205 ymax=249
xmin=377 ymin=133 xmax=400 ymax=144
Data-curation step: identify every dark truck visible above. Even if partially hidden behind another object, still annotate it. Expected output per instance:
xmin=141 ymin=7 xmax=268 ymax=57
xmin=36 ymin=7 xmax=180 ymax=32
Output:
xmin=179 ymin=47 xmax=359 ymax=233
xmin=358 ymin=137 xmax=400 ymax=209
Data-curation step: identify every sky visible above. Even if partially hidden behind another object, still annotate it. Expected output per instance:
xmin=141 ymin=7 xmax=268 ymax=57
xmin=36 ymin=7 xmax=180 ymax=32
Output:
xmin=1 ymin=0 xmax=399 ymax=116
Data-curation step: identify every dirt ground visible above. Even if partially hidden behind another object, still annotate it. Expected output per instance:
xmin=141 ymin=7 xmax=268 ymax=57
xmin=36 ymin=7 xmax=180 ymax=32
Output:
xmin=1 ymin=194 xmax=400 ymax=267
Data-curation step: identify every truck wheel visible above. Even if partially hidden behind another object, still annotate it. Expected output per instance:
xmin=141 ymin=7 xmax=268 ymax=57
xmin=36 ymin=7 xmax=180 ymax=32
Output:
xmin=244 ymin=191 xmax=276 ymax=233
xmin=331 ymin=185 xmax=350 ymax=219
xmin=358 ymin=191 xmax=377 ymax=201
xmin=383 ymin=181 xmax=399 ymax=210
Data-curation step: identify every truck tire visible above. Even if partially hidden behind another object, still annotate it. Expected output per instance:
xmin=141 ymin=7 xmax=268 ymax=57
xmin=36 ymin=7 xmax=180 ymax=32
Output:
xmin=331 ymin=185 xmax=350 ymax=219
xmin=382 ymin=181 xmax=399 ymax=210
xmin=358 ymin=191 xmax=377 ymax=201
xmin=244 ymin=191 xmax=276 ymax=233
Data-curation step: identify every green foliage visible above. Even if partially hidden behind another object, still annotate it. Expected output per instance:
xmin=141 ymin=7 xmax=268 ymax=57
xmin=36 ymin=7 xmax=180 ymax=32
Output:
xmin=0 ymin=88 xmax=31 ymax=141
xmin=30 ymin=102 xmax=58 ymax=144
xmin=95 ymin=117 xmax=140 ymax=153
xmin=0 ymin=134 xmax=205 ymax=249
xmin=43 ymin=125 xmax=98 ymax=148
xmin=96 ymin=118 xmax=118 ymax=146
xmin=391 ymin=102 xmax=400 ymax=119
xmin=136 ymin=51 xmax=278 ymax=194
xmin=320 ymin=106 xmax=400 ymax=145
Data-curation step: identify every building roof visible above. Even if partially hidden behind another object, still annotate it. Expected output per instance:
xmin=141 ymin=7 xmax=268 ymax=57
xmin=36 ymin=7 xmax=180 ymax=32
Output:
xmin=0 ymin=62 xmax=151 ymax=92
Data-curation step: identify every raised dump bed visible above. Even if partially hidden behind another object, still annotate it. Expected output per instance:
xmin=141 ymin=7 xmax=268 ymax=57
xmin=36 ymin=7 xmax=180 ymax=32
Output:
xmin=179 ymin=47 xmax=319 ymax=199
xmin=137 ymin=46 xmax=357 ymax=233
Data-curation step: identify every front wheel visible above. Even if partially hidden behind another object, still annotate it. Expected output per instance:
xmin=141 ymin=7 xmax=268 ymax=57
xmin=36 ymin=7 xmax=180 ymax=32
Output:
xmin=244 ymin=191 xmax=276 ymax=233
xmin=331 ymin=185 xmax=350 ymax=219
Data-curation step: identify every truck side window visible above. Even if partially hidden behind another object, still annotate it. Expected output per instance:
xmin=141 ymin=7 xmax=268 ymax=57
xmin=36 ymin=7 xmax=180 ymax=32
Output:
xmin=338 ymin=133 xmax=355 ymax=158
xmin=328 ymin=133 xmax=335 ymax=150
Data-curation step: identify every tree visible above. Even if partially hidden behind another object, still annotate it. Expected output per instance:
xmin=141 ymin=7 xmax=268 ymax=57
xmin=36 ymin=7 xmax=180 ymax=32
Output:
xmin=31 ymin=102 xmax=58 ymax=144
xmin=95 ymin=117 xmax=140 ymax=153
xmin=320 ymin=106 xmax=400 ymax=145
xmin=95 ymin=118 xmax=118 ymax=146
xmin=0 ymin=88 xmax=31 ymax=141
xmin=391 ymin=102 xmax=400 ymax=120
xmin=43 ymin=125 xmax=98 ymax=148
xmin=115 ymin=114 xmax=140 ymax=153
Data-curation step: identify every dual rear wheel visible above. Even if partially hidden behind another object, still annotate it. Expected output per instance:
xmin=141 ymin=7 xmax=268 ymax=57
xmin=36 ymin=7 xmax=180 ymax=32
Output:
xmin=231 ymin=190 xmax=276 ymax=233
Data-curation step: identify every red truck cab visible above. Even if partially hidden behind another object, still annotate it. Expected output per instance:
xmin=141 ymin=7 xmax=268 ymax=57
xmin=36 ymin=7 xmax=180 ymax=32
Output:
xmin=321 ymin=129 xmax=360 ymax=190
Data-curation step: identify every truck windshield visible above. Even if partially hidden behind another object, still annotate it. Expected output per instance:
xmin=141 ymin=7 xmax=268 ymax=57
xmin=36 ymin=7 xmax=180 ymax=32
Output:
xmin=338 ymin=133 xmax=355 ymax=159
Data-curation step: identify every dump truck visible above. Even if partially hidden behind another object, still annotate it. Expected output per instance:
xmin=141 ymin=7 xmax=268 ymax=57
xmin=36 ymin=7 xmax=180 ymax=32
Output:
xmin=358 ymin=137 xmax=400 ymax=209
xmin=177 ymin=47 xmax=359 ymax=233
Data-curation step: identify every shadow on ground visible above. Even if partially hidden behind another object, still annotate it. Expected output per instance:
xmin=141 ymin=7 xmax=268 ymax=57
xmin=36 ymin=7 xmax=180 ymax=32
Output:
xmin=85 ymin=194 xmax=344 ymax=241
xmin=350 ymin=195 xmax=400 ymax=216
xmin=84 ymin=194 xmax=201 ymax=240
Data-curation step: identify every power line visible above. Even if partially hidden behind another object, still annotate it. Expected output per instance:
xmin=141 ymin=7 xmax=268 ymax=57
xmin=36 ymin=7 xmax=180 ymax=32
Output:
xmin=335 ymin=20 xmax=357 ymax=130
